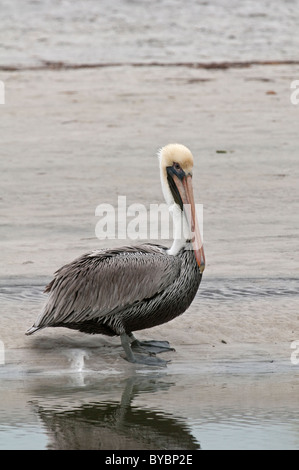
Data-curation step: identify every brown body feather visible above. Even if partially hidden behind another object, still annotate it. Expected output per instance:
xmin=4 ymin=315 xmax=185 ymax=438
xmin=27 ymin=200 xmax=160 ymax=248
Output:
xmin=26 ymin=243 xmax=201 ymax=337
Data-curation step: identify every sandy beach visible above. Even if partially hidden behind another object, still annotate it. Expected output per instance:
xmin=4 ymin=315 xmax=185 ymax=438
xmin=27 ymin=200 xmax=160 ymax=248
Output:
xmin=1 ymin=0 xmax=299 ymax=450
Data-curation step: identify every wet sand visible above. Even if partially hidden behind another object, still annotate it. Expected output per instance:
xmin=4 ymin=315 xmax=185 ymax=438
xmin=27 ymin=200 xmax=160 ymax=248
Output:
xmin=1 ymin=63 xmax=299 ymax=449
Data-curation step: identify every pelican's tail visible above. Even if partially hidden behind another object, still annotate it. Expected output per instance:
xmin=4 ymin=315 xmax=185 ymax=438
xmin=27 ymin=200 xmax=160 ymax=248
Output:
xmin=25 ymin=325 xmax=42 ymax=336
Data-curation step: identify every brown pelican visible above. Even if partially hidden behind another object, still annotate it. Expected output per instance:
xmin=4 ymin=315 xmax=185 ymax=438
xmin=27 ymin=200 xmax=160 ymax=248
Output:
xmin=26 ymin=144 xmax=205 ymax=366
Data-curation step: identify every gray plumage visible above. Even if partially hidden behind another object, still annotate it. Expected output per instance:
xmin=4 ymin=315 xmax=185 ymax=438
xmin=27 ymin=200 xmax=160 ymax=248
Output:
xmin=26 ymin=243 xmax=201 ymax=339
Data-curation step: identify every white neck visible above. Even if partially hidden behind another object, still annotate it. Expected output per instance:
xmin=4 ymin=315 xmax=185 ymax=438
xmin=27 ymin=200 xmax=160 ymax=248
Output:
xmin=167 ymin=203 xmax=191 ymax=256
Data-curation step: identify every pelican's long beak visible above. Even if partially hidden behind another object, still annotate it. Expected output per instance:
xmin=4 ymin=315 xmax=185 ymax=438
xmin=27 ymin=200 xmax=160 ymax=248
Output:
xmin=172 ymin=173 xmax=206 ymax=273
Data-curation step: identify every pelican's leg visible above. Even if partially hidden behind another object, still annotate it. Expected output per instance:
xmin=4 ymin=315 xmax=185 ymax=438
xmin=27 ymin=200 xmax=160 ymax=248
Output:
xmin=120 ymin=333 xmax=169 ymax=367
xmin=128 ymin=332 xmax=175 ymax=354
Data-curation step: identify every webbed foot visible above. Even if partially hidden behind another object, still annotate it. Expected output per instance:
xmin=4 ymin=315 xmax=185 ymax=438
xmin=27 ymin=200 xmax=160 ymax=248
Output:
xmin=131 ymin=339 xmax=175 ymax=354
xmin=125 ymin=352 xmax=170 ymax=367
xmin=120 ymin=333 xmax=172 ymax=367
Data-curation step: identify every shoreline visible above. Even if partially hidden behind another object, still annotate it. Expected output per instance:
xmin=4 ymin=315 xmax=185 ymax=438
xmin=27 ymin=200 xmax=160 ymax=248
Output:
xmin=1 ymin=59 xmax=299 ymax=72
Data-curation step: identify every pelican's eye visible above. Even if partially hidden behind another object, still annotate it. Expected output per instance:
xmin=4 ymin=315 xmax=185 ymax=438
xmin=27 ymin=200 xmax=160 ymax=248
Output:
xmin=171 ymin=162 xmax=185 ymax=180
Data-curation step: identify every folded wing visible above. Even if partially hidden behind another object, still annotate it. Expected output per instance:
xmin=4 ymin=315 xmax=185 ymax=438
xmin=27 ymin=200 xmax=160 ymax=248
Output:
xmin=27 ymin=244 xmax=181 ymax=332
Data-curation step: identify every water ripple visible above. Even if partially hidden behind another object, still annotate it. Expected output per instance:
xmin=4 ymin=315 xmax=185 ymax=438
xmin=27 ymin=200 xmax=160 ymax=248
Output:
xmin=199 ymin=278 xmax=299 ymax=301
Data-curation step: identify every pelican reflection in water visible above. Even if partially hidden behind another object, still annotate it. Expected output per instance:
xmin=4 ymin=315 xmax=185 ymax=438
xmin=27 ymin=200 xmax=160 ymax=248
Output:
xmin=35 ymin=376 xmax=200 ymax=450
xmin=26 ymin=144 xmax=205 ymax=366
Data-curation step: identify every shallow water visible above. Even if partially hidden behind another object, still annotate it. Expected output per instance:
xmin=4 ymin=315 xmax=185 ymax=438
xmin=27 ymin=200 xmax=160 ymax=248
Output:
xmin=0 ymin=351 xmax=298 ymax=450
xmin=1 ymin=379 xmax=298 ymax=450
xmin=0 ymin=280 xmax=298 ymax=450
xmin=0 ymin=354 xmax=298 ymax=450
xmin=1 ymin=0 xmax=299 ymax=68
